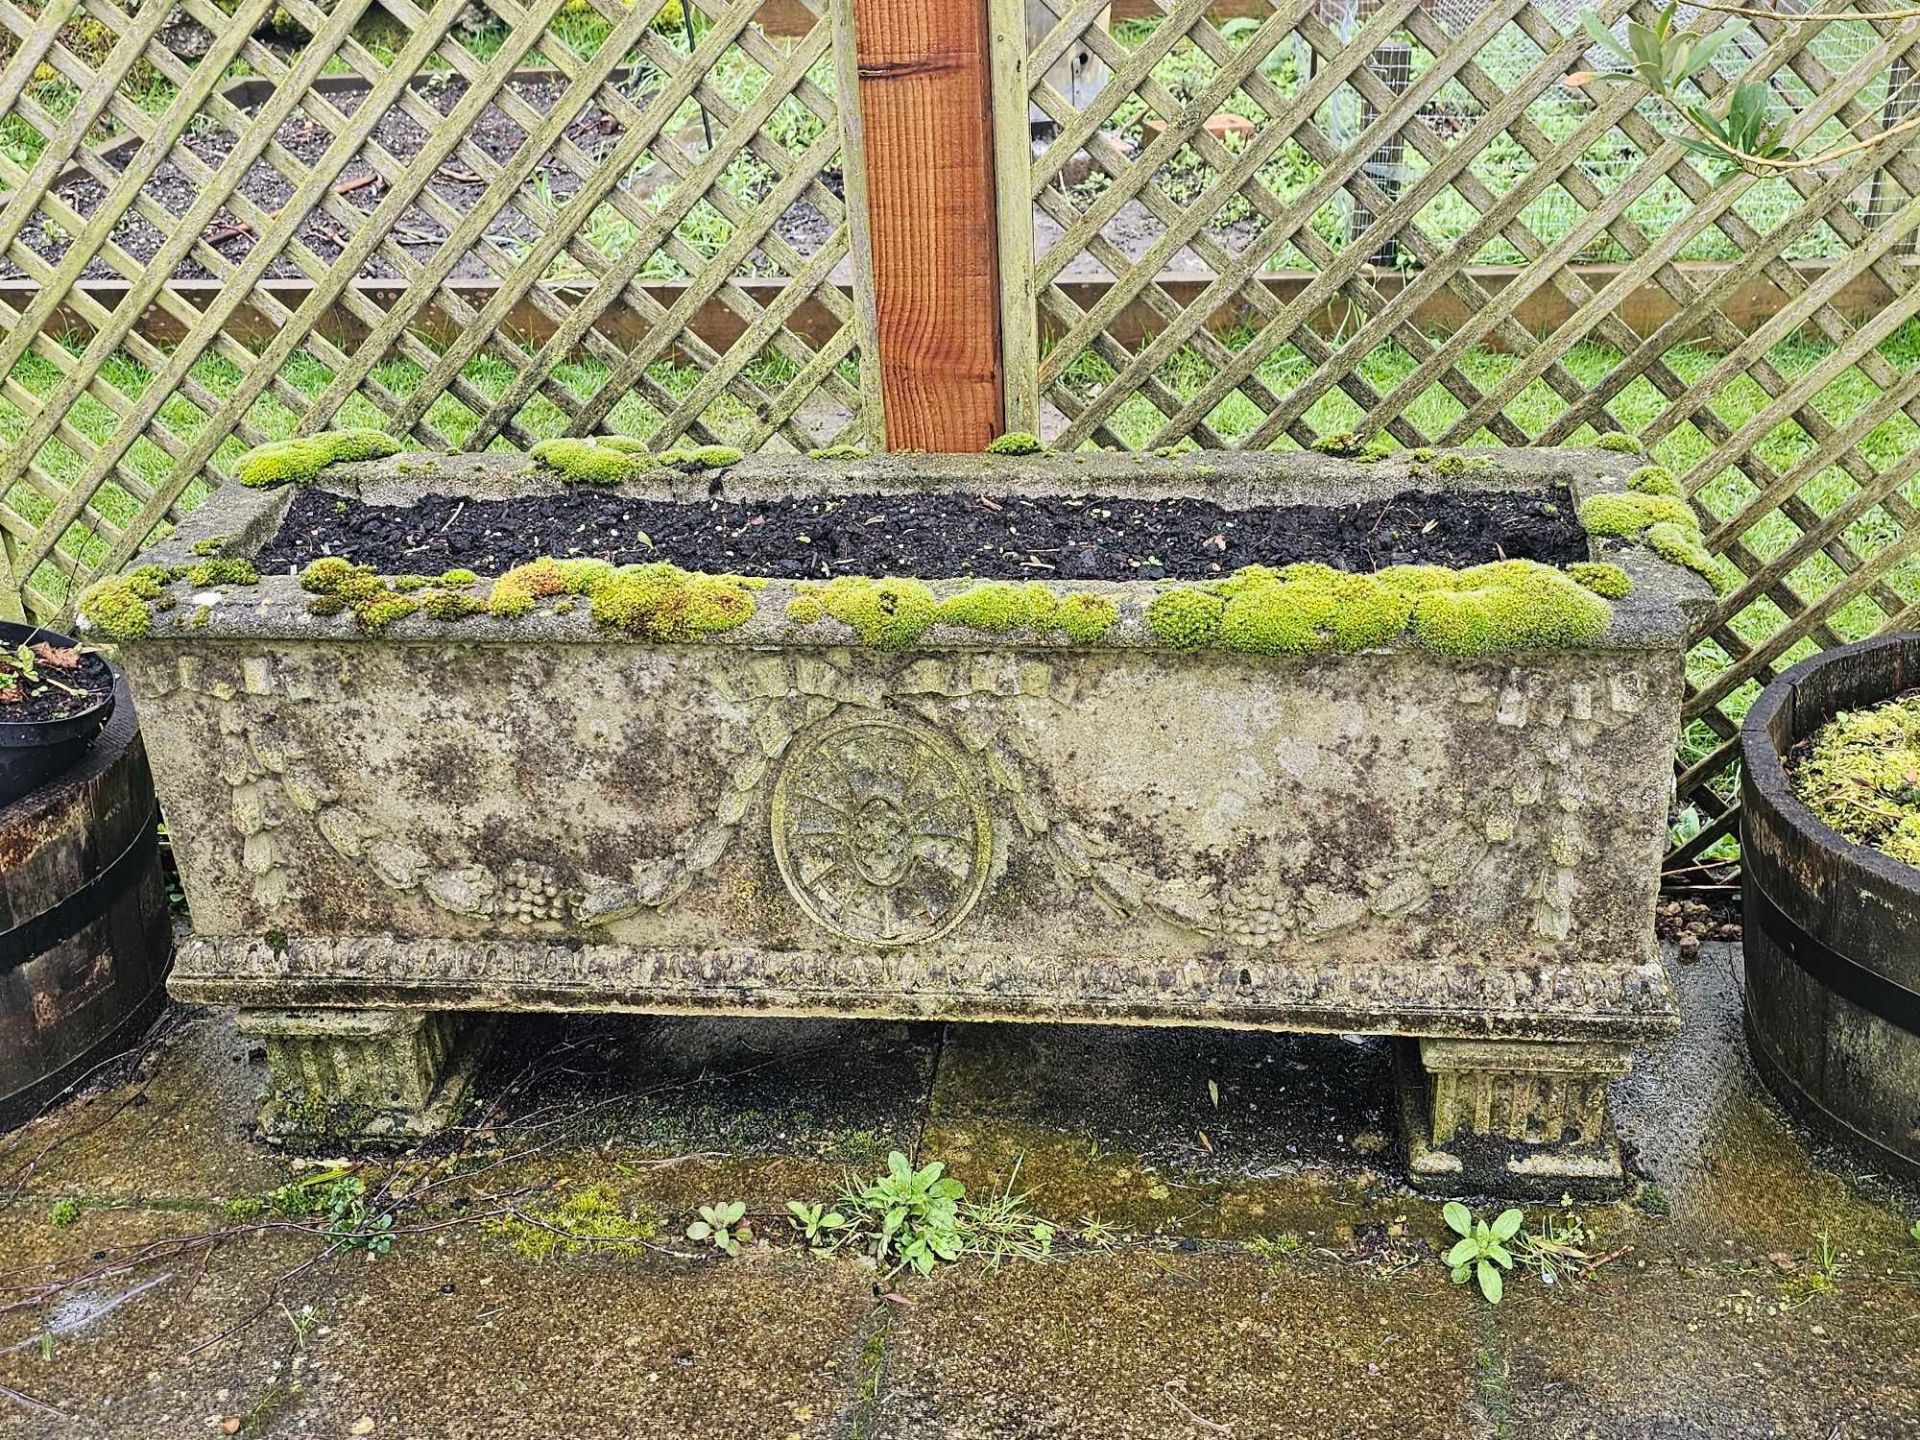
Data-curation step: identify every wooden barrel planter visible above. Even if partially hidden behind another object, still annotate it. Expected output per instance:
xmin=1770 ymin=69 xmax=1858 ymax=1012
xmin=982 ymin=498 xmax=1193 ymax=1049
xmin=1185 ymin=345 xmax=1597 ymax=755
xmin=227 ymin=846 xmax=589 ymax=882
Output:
xmin=1740 ymin=632 xmax=1920 ymax=1180
xmin=0 ymin=661 xmax=173 ymax=1129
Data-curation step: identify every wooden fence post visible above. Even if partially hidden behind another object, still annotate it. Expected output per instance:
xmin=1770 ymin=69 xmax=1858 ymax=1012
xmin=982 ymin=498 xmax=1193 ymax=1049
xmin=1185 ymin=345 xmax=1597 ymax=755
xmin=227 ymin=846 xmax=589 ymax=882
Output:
xmin=850 ymin=0 xmax=1007 ymax=450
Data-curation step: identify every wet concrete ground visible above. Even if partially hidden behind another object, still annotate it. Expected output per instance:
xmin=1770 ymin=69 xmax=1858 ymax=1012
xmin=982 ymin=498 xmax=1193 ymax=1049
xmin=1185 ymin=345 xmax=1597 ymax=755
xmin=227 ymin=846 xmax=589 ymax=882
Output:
xmin=1 ymin=942 xmax=1916 ymax=1439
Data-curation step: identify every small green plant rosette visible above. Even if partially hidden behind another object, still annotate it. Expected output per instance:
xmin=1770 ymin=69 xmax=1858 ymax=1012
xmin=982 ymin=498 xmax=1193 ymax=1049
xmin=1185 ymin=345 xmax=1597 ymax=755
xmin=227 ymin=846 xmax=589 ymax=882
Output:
xmin=1443 ymin=1201 xmax=1523 ymax=1305
xmin=685 ymin=1200 xmax=751 ymax=1256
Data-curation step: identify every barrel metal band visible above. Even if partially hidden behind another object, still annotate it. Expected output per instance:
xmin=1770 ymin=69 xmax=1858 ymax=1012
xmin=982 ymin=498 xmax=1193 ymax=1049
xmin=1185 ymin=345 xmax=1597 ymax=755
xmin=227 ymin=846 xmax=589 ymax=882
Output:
xmin=1747 ymin=875 xmax=1920 ymax=1039
xmin=0 ymin=804 xmax=161 ymax=975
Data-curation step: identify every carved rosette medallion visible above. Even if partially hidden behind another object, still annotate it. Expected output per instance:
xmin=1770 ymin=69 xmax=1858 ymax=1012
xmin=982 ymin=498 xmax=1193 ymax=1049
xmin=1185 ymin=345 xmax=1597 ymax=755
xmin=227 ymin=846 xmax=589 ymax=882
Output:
xmin=770 ymin=713 xmax=993 ymax=946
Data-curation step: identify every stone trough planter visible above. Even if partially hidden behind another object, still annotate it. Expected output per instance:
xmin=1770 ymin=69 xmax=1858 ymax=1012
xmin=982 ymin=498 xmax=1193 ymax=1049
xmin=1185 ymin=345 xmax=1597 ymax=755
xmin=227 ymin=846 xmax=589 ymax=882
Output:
xmin=88 ymin=446 xmax=1711 ymax=1194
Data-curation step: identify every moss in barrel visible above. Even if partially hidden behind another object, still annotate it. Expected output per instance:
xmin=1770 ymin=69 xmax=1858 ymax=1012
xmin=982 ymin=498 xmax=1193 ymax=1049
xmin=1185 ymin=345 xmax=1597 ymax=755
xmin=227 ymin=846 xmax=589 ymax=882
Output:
xmin=1739 ymin=632 xmax=1920 ymax=1181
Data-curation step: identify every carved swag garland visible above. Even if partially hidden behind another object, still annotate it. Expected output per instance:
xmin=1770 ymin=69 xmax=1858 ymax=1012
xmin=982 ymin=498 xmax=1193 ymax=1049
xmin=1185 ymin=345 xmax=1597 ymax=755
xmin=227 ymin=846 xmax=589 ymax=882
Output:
xmin=164 ymin=645 xmax=1648 ymax=954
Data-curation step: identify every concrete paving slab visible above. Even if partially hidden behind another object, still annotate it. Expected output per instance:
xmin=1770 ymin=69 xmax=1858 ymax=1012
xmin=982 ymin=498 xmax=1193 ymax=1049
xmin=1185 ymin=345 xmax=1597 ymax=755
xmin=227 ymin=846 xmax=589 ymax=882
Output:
xmin=0 ymin=942 xmax=1915 ymax=1439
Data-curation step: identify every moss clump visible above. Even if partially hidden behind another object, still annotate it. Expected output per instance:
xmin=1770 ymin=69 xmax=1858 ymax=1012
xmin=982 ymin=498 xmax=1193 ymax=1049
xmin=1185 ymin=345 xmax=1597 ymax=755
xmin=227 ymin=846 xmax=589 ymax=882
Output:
xmin=530 ymin=436 xmax=658 ymax=486
xmin=819 ymin=575 xmax=939 ymax=649
xmin=590 ymin=563 xmax=757 ymax=640
xmin=807 ymin=444 xmax=869 ymax=461
xmin=657 ymin=444 xmax=744 ymax=470
xmin=1432 ymin=454 xmax=1493 ymax=478
xmin=306 ymin=594 xmax=347 ymax=617
xmin=189 ymin=536 xmax=231 ymax=557
xmin=786 ymin=593 xmax=826 ymax=626
xmin=300 ymin=556 xmax=358 ymax=594
xmin=1578 ymin=491 xmax=1696 ymax=537
xmin=235 ymin=429 xmax=401 ymax=487
xmin=1567 ymin=561 xmax=1633 ymax=600
xmin=440 ymin=568 xmax=479 ymax=586
xmin=1595 ymin=432 xmax=1642 ymax=453
xmin=1308 ymin=431 xmax=1364 ymax=458
xmin=1627 ymin=465 xmax=1684 ymax=498
xmin=488 ymin=557 xmax=617 ymax=617
xmin=1057 ymin=592 xmax=1118 ymax=644
xmin=355 ymin=593 xmax=419 ymax=635
xmin=390 ymin=574 xmax=434 ymax=592
xmin=1406 ymin=561 xmax=1611 ymax=657
xmin=48 ymin=1198 xmax=81 ymax=1227
xmin=1213 ymin=563 xmax=1416 ymax=655
xmin=1145 ymin=559 xmax=1614 ymax=658
xmin=1146 ymin=587 xmax=1224 ymax=650
xmin=985 ymin=431 xmax=1045 ymax=456
xmin=937 ymin=581 xmax=1061 ymax=634
xmin=185 ymin=557 xmax=260 ymax=587
xmin=1644 ymin=520 xmax=1720 ymax=585
xmin=1790 ymin=691 xmax=1920 ymax=868
xmin=77 ymin=574 xmax=158 ymax=640
xmin=420 ymin=589 xmax=488 ymax=621
xmin=486 ymin=1185 xmax=660 ymax=1261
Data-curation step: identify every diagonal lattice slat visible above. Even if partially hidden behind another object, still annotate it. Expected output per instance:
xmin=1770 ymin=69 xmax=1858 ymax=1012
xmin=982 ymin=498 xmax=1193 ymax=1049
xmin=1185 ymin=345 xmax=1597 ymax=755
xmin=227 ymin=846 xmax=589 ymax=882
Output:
xmin=1008 ymin=0 xmax=1920 ymax=870
xmin=0 ymin=0 xmax=874 ymax=622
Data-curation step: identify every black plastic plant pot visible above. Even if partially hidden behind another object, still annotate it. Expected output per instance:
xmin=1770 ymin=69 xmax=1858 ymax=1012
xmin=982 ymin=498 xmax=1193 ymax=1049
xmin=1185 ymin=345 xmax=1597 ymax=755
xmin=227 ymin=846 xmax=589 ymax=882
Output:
xmin=0 ymin=618 xmax=116 ymax=811
xmin=1739 ymin=631 xmax=1920 ymax=1181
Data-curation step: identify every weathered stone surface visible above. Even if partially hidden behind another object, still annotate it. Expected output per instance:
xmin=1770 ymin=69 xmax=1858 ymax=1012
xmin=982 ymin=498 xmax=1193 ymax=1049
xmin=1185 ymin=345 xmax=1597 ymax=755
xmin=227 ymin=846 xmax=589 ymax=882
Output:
xmin=106 ymin=449 xmax=1709 ymax=1182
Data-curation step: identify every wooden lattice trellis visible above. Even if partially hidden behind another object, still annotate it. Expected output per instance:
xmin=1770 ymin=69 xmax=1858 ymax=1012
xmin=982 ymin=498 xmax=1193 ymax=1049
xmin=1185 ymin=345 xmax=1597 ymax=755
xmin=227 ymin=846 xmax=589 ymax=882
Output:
xmin=2 ymin=0 xmax=1919 ymax=872
xmin=0 ymin=0 xmax=877 ymax=621
xmin=1004 ymin=0 xmax=1920 ymax=869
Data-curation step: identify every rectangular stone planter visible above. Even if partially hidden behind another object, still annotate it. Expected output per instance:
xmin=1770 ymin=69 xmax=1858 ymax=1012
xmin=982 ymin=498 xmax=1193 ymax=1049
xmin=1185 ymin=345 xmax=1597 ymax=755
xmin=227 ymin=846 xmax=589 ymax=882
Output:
xmin=105 ymin=447 xmax=1709 ymax=1194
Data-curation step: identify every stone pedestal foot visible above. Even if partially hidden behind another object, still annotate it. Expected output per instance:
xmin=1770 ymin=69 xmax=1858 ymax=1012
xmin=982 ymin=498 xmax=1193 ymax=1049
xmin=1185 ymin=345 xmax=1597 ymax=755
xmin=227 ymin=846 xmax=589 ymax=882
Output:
xmin=1398 ymin=1037 xmax=1632 ymax=1200
xmin=236 ymin=1008 xmax=491 ymax=1147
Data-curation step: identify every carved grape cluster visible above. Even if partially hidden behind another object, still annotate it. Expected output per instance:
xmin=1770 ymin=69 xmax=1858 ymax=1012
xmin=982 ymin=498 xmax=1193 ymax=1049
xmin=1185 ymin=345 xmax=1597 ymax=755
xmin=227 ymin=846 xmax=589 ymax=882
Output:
xmin=501 ymin=859 xmax=566 ymax=924
xmin=1217 ymin=882 xmax=1292 ymax=948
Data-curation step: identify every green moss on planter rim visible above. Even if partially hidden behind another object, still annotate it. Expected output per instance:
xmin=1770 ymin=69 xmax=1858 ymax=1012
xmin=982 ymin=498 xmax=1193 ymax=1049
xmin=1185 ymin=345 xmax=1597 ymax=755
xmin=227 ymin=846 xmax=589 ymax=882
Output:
xmin=1791 ymin=691 xmax=1920 ymax=867
xmin=807 ymin=444 xmax=869 ymax=461
xmin=1567 ymin=561 xmax=1633 ymax=599
xmin=590 ymin=563 xmax=757 ymax=640
xmin=530 ymin=436 xmax=658 ymax=486
xmin=77 ymin=574 xmax=157 ymax=640
xmin=985 ymin=431 xmax=1045 ymax=456
xmin=235 ymin=429 xmax=400 ymax=487
xmin=1057 ymin=592 xmax=1118 ymax=643
xmin=1627 ymin=465 xmax=1684 ymax=498
xmin=657 ymin=445 xmax=743 ymax=470
xmin=1578 ymin=491 xmax=1696 ymax=537
xmin=936 ymin=580 xmax=1061 ymax=634
xmin=820 ymin=575 xmax=940 ymax=649
xmin=185 ymin=557 xmax=260 ymax=587
xmin=1146 ymin=559 xmax=1611 ymax=658
xmin=1595 ymin=432 xmax=1643 ymax=453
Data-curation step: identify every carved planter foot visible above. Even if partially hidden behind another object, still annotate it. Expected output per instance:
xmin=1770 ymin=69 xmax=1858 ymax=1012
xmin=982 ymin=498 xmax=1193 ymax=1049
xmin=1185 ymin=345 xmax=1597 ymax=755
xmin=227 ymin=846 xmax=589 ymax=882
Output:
xmin=236 ymin=1008 xmax=491 ymax=1147
xmin=1397 ymin=1037 xmax=1631 ymax=1200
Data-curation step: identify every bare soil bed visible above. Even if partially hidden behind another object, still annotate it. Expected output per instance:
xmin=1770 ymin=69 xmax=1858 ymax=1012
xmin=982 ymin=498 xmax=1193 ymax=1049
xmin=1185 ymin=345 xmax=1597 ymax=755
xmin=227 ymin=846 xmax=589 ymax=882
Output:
xmin=254 ymin=483 xmax=1584 ymax=580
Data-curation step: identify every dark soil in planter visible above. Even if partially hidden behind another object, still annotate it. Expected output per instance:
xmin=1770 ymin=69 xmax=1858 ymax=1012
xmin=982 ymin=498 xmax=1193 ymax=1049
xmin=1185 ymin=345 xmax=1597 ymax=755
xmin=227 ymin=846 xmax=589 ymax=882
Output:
xmin=257 ymin=485 xmax=1586 ymax=581
xmin=0 ymin=642 xmax=114 ymax=724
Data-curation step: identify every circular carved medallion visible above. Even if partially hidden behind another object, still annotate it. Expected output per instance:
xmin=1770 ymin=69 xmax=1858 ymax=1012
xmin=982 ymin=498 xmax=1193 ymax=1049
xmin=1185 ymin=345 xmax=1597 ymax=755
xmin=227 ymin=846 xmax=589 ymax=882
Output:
xmin=770 ymin=713 xmax=993 ymax=946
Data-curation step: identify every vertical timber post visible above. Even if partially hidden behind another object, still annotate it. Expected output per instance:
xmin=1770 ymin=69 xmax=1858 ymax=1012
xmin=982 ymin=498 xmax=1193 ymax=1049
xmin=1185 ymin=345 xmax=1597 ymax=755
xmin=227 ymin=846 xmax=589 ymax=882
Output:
xmin=850 ymin=0 xmax=1007 ymax=450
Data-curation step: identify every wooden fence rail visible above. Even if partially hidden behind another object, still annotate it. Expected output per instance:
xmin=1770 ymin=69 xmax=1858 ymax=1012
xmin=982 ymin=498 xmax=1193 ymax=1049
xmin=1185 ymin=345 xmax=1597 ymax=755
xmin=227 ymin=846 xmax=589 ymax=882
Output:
xmin=3 ymin=0 xmax=1919 ymax=872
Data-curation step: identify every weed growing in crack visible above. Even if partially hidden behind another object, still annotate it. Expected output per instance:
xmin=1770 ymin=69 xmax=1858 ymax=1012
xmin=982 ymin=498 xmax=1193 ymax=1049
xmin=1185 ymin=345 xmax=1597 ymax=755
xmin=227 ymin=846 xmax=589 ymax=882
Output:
xmin=685 ymin=1200 xmax=752 ymax=1257
xmin=1444 ymin=1202 xmax=1523 ymax=1305
xmin=268 ymin=1170 xmax=393 ymax=1256
xmin=789 ymin=1152 xmax=1057 ymax=1277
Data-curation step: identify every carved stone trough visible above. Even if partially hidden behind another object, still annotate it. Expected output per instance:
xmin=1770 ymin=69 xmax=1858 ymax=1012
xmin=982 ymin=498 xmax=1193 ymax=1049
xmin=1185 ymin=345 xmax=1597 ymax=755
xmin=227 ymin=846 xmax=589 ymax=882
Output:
xmin=98 ymin=447 xmax=1710 ymax=1195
